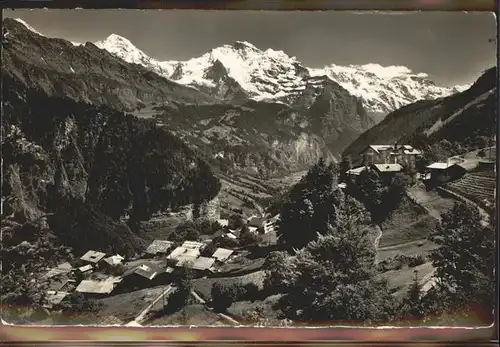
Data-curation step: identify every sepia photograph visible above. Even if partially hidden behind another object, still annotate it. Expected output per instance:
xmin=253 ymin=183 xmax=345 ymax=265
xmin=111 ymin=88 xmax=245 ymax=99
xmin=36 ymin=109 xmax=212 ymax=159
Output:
xmin=0 ymin=9 xmax=496 ymax=327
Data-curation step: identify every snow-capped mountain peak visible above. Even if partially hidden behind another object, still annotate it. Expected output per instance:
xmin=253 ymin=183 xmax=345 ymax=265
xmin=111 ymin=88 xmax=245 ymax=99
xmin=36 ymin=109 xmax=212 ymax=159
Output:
xmin=309 ymin=63 xmax=470 ymax=114
xmin=95 ymin=34 xmax=149 ymax=64
xmin=13 ymin=18 xmax=44 ymax=37
xmin=90 ymin=32 xmax=470 ymax=114
xmin=229 ymin=40 xmax=260 ymax=51
xmin=94 ymin=33 xmax=174 ymax=75
xmin=11 ymin=18 xmax=82 ymax=46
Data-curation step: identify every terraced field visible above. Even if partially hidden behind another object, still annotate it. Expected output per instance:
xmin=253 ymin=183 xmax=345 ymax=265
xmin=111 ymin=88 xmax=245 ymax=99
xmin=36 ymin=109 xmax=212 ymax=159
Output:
xmin=445 ymin=170 xmax=496 ymax=213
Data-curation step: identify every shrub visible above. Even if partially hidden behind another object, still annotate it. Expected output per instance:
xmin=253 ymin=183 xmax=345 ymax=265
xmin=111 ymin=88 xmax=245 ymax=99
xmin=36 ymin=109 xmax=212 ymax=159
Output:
xmin=169 ymin=221 xmax=200 ymax=242
xmin=406 ymin=254 xmax=427 ymax=267
xmin=201 ymin=243 xmax=217 ymax=257
xmin=243 ymin=283 xmax=260 ymax=301
xmin=211 ymin=282 xmax=237 ymax=312
xmin=239 ymin=227 xmax=260 ymax=246
xmin=213 ymin=235 xmax=239 ymax=249
xmin=228 ymin=214 xmax=245 ymax=229
xmin=109 ymin=263 xmax=126 ymax=276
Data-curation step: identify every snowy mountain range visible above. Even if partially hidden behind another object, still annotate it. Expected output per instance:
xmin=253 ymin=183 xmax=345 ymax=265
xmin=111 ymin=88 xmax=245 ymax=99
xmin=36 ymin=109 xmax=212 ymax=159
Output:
xmin=93 ymin=33 xmax=470 ymax=115
xmin=12 ymin=17 xmax=469 ymax=115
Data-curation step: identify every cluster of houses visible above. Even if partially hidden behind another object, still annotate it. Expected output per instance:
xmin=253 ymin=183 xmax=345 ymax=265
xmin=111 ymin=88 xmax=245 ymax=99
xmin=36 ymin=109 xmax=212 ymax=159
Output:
xmin=215 ymin=213 xmax=278 ymax=240
xmin=41 ymin=241 xmax=234 ymax=309
xmin=41 ymin=213 xmax=281 ymax=310
xmin=344 ymin=143 xmax=473 ymax=186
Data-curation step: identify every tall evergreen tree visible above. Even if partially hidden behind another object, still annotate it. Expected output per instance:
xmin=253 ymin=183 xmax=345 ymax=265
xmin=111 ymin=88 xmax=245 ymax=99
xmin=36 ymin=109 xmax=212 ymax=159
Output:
xmin=426 ymin=202 xmax=495 ymax=322
xmin=277 ymin=158 xmax=343 ymax=249
xmin=276 ymin=220 xmax=395 ymax=324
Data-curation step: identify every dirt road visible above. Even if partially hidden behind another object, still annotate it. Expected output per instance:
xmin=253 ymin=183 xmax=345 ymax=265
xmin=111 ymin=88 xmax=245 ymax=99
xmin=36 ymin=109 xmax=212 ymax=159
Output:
xmin=128 ymin=285 xmax=175 ymax=325
xmin=190 ymin=290 xmax=239 ymax=325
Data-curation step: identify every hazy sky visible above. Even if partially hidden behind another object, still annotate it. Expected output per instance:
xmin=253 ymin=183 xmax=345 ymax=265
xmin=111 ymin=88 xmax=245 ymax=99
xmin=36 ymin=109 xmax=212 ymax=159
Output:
xmin=3 ymin=9 xmax=497 ymax=86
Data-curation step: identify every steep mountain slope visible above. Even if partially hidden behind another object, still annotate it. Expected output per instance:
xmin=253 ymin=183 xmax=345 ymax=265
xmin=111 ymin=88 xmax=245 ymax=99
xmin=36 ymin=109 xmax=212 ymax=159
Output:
xmin=5 ymin=18 xmax=373 ymax=175
xmin=2 ymin=75 xmax=221 ymax=257
xmin=3 ymin=18 xmax=219 ymax=112
xmin=343 ymin=67 xmax=497 ymax=162
xmin=141 ymin=76 xmax=371 ymax=175
xmin=94 ymin=32 xmax=465 ymax=118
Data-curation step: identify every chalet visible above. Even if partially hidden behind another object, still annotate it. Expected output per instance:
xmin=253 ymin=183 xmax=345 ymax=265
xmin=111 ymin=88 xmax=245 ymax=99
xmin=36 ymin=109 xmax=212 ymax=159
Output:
xmin=42 ymin=262 xmax=72 ymax=280
xmin=80 ymin=250 xmax=107 ymax=267
xmin=145 ymin=240 xmax=174 ymax=257
xmin=43 ymin=291 xmax=70 ymax=309
xmin=372 ymin=163 xmax=403 ymax=183
xmin=102 ymin=254 xmax=124 ymax=267
xmin=118 ymin=264 xmax=173 ymax=292
xmin=425 ymin=162 xmax=466 ymax=185
xmin=247 ymin=216 xmax=274 ymax=234
xmin=76 ymin=264 xmax=93 ymax=275
xmin=345 ymin=166 xmax=367 ymax=182
xmin=182 ymin=240 xmax=206 ymax=251
xmin=75 ymin=276 xmax=123 ymax=297
xmin=361 ymin=145 xmax=394 ymax=165
xmin=211 ymin=248 xmax=234 ymax=262
xmin=133 ymin=264 xmax=160 ymax=281
xmin=168 ymin=246 xmax=201 ymax=266
xmin=177 ymin=256 xmax=216 ymax=273
xmin=360 ymin=144 xmax=422 ymax=167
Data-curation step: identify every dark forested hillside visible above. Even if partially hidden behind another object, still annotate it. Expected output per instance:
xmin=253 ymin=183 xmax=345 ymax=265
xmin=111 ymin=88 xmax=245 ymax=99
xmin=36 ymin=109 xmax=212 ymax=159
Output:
xmin=2 ymin=75 xmax=221 ymax=257
xmin=343 ymin=67 xmax=497 ymax=163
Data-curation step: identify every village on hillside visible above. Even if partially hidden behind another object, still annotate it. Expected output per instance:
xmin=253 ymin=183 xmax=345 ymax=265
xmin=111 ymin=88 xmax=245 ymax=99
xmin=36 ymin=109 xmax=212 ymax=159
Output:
xmin=37 ymin=208 xmax=281 ymax=325
xmin=343 ymin=143 xmax=496 ymax=213
xmin=34 ymin=140 xmax=496 ymax=325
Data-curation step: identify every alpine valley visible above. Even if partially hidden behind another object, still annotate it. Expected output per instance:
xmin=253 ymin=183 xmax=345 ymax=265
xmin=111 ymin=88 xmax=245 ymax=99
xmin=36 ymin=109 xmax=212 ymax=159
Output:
xmin=1 ymin=15 xmax=496 ymax=327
